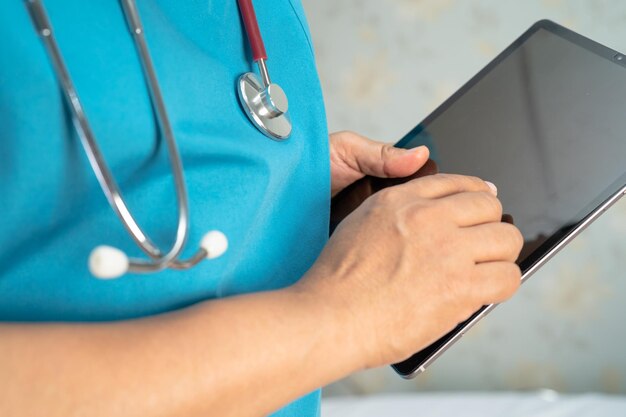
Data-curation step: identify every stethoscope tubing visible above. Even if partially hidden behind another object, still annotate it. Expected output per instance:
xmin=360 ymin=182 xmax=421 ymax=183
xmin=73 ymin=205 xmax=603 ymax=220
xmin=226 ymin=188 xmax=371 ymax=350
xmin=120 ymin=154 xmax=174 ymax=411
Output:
xmin=237 ymin=0 xmax=267 ymax=62
xmin=25 ymin=0 xmax=207 ymax=273
xmin=24 ymin=0 xmax=286 ymax=277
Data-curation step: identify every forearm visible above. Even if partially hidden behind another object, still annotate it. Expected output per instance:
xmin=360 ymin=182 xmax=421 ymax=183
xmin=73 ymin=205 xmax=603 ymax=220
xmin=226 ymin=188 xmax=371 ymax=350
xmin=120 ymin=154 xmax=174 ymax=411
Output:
xmin=0 ymin=284 xmax=361 ymax=417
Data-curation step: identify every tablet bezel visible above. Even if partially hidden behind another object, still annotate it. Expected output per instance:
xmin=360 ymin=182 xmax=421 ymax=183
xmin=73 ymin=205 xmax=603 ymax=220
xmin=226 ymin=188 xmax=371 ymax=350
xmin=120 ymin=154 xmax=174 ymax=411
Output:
xmin=392 ymin=19 xmax=626 ymax=378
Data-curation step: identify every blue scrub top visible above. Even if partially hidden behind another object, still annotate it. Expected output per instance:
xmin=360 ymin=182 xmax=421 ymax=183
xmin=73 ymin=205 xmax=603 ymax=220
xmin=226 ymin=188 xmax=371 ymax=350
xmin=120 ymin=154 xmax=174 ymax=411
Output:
xmin=0 ymin=1 xmax=330 ymax=415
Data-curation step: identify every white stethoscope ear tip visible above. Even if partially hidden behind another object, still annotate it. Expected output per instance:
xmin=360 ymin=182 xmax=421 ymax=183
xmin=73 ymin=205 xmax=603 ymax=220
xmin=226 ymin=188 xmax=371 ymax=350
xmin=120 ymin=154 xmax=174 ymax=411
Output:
xmin=200 ymin=230 xmax=228 ymax=259
xmin=88 ymin=245 xmax=129 ymax=279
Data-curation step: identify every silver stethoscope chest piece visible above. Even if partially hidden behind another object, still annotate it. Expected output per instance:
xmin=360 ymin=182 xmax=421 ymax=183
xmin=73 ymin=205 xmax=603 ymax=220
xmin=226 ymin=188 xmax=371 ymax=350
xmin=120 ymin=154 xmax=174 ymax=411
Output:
xmin=236 ymin=0 xmax=292 ymax=140
xmin=238 ymin=71 xmax=292 ymax=140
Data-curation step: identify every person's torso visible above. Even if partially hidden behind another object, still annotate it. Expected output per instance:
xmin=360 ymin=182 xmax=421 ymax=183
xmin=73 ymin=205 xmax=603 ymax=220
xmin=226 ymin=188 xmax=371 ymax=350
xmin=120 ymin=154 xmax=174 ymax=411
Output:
xmin=0 ymin=1 xmax=329 ymax=415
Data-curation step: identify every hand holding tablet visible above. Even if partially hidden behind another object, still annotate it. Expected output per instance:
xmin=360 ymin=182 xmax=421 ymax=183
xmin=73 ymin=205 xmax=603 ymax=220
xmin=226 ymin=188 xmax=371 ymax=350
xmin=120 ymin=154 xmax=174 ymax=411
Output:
xmin=330 ymin=20 xmax=626 ymax=377
xmin=302 ymin=172 xmax=523 ymax=370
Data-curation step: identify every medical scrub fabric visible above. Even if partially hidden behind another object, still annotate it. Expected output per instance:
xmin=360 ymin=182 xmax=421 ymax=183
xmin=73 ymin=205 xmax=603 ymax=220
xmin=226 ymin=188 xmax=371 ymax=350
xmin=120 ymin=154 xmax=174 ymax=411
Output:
xmin=0 ymin=1 xmax=330 ymax=415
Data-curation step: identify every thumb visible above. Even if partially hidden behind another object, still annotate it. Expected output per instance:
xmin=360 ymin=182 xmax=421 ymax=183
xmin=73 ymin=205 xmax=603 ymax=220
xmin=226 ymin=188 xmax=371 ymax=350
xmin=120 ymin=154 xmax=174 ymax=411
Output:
xmin=343 ymin=132 xmax=430 ymax=178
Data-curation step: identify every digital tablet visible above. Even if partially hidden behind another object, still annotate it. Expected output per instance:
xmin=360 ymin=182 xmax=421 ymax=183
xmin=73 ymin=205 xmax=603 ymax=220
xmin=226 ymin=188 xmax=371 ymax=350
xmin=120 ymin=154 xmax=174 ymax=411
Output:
xmin=329 ymin=20 xmax=626 ymax=378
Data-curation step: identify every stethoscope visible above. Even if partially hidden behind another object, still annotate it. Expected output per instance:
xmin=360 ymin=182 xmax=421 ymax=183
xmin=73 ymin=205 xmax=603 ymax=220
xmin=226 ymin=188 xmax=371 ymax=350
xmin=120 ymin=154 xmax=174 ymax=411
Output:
xmin=24 ymin=0 xmax=292 ymax=279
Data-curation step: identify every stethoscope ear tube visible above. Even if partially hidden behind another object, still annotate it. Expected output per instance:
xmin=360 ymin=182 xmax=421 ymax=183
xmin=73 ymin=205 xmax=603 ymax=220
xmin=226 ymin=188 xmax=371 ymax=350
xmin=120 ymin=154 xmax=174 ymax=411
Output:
xmin=24 ymin=0 xmax=51 ymax=36
xmin=25 ymin=0 xmax=228 ymax=279
xmin=24 ymin=0 xmax=293 ymax=278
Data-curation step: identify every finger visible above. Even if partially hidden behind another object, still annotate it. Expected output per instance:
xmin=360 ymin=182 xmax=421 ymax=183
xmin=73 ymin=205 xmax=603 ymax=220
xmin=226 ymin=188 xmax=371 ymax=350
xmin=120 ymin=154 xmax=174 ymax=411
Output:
xmin=335 ymin=132 xmax=430 ymax=178
xmin=439 ymin=191 xmax=503 ymax=227
xmin=379 ymin=145 xmax=430 ymax=178
xmin=464 ymin=222 xmax=524 ymax=263
xmin=400 ymin=173 xmax=498 ymax=199
xmin=471 ymin=261 xmax=522 ymax=304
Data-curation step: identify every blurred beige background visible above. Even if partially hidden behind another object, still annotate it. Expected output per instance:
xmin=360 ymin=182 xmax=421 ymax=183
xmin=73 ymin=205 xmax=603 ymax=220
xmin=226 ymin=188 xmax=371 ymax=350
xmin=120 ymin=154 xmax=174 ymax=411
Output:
xmin=300 ymin=0 xmax=626 ymax=396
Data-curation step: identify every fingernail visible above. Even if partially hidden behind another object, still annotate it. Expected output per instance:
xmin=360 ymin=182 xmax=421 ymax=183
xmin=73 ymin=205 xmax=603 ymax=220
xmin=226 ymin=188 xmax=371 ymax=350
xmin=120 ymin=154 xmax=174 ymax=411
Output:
xmin=408 ymin=145 xmax=427 ymax=155
xmin=485 ymin=181 xmax=498 ymax=196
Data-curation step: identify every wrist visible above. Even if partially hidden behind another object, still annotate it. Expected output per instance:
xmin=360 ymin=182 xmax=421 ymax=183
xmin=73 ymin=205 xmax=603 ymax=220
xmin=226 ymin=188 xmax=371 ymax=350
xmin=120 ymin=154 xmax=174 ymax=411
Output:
xmin=287 ymin=267 xmax=372 ymax=374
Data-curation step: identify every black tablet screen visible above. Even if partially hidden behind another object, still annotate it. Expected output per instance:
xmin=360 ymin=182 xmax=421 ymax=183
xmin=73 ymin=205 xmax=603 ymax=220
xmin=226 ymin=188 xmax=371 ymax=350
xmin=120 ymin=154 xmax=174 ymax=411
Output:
xmin=397 ymin=23 xmax=626 ymax=272
xmin=392 ymin=21 xmax=626 ymax=376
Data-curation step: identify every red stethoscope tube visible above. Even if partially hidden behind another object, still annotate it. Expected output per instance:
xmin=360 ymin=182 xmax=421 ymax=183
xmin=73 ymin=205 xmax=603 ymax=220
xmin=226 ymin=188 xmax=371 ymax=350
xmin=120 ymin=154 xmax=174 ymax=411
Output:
xmin=237 ymin=0 xmax=267 ymax=62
